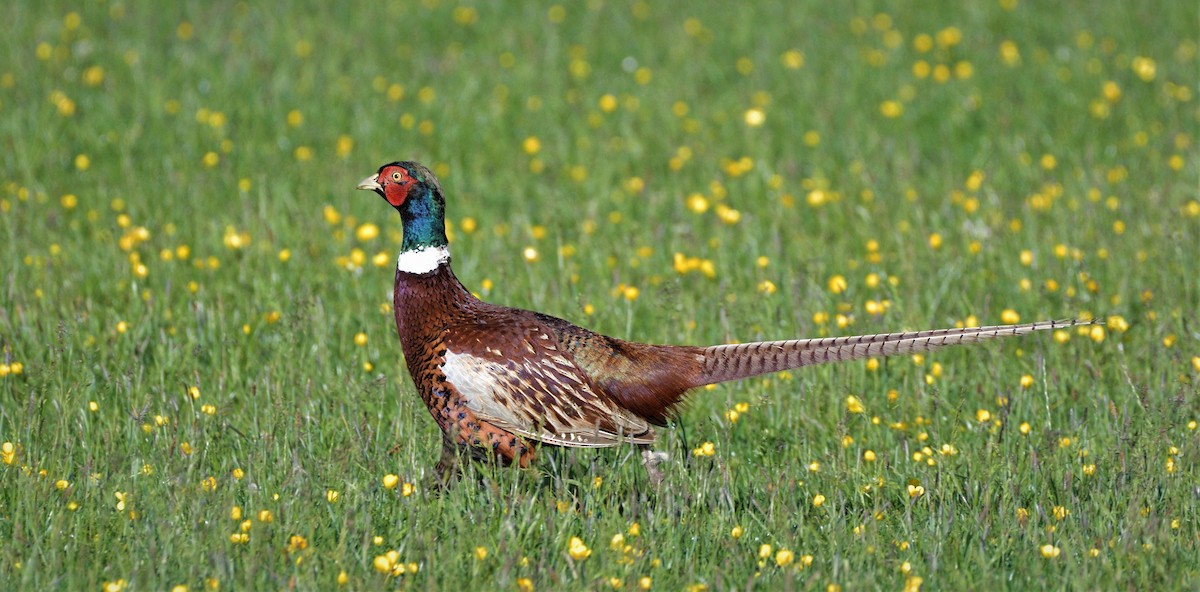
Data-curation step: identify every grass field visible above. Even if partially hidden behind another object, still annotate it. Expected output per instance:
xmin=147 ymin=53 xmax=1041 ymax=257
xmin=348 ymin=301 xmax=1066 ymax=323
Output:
xmin=2 ymin=1 xmax=1198 ymax=590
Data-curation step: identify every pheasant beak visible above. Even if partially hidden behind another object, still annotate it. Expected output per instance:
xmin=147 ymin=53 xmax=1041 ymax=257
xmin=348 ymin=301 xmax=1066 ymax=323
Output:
xmin=356 ymin=174 xmax=383 ymax=194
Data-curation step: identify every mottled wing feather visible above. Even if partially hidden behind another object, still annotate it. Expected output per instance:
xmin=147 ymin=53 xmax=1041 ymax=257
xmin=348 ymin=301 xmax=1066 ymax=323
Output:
xmin=441 ymin=316 xmax=656 ymax=447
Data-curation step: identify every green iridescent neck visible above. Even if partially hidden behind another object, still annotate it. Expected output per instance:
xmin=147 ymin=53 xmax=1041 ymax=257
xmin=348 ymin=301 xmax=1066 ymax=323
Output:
xmin=398 ymin=185 xmax=449 ymax=252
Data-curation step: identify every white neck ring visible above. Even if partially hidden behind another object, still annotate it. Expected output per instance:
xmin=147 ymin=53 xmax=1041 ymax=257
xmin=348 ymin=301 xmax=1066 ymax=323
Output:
xmin=397 ymin=245 xmax=450 ymax=274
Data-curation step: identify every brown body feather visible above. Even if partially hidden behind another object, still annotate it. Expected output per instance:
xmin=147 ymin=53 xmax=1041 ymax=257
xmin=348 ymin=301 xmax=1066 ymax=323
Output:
xmin=391 ymin=259 xmax=1083 ymax=473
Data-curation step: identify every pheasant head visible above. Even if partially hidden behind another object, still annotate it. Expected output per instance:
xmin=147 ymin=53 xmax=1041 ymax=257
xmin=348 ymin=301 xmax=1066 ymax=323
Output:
xmin=357 ymin=161 xmax=448 ymax=255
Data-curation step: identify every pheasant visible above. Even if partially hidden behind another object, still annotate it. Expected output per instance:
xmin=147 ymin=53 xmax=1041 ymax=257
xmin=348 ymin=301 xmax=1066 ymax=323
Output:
xmin=358 ymin=161 xmax=1087 ymax=484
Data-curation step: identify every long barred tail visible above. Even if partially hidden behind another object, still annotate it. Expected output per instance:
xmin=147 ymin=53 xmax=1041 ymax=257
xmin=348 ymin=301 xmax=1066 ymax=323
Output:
xmin=696 ymin=319 xmax=1091 ymax=386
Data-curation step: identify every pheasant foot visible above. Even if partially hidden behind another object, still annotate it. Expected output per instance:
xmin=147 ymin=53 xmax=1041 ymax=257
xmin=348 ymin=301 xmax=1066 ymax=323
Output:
xmin=640 ymin=448 xmax=670 ymax=487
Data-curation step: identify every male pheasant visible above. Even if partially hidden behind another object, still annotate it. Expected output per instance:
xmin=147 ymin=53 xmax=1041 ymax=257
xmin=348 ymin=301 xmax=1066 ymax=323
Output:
xmin=358 ymin=161 xmax=1086 ymax=484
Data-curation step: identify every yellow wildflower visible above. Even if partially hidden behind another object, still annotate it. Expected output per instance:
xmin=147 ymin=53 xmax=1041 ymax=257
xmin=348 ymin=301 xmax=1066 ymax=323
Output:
xmin=845 ymin=395 xmax=865 ymax=413
xmin=568 ymin=536 xmax=592 ymax=560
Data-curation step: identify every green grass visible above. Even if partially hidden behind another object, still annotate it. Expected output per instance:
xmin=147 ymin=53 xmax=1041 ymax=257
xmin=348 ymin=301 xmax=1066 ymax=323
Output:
xmin=1 ymin=1 xmax=1198 ymax=589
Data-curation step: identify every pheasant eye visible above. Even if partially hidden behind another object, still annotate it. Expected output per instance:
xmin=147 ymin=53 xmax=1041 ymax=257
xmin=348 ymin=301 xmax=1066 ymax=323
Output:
xmin=392 ymin=172 xmax=402 ymax=181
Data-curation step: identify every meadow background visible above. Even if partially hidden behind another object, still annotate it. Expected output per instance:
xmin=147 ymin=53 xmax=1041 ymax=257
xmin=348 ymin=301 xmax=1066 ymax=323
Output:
xmin=1 ymin=0 xmax=1198 ymax=590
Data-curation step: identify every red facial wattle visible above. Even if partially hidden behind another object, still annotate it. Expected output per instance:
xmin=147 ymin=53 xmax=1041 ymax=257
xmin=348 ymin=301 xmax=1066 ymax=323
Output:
xmin=361 ymin=166 xmax=412 ymax=207
xmin=382 ymin=175 xmax=410 ymax=207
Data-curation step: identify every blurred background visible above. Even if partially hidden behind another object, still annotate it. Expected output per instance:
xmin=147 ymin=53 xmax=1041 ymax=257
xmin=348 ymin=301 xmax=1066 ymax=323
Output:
xmin=0 ymin=1 xmax=1197 ymax=590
